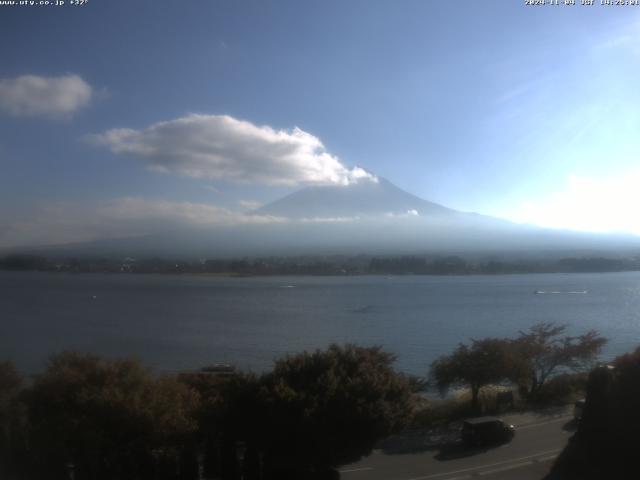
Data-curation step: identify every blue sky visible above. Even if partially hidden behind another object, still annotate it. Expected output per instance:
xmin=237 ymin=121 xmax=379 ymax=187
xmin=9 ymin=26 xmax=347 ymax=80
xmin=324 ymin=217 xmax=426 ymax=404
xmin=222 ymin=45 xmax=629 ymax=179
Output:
xmin=1 ymin=0 xmax=640 ymax=247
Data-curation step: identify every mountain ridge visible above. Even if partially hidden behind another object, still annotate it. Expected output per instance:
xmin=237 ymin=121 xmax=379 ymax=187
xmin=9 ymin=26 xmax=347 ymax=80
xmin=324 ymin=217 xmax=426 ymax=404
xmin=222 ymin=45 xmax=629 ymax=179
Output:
xmin=255 ymin=177 xmax=459 ymax=219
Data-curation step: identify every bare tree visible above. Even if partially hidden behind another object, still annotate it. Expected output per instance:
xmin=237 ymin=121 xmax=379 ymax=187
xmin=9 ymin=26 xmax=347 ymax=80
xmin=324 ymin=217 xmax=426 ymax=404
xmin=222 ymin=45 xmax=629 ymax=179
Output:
xmin=514 ymin=323 xmax=607 ymax=396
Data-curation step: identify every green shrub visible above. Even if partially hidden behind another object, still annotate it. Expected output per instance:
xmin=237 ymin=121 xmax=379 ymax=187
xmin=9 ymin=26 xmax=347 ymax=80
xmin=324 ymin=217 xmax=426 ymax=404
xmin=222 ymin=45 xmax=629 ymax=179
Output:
xmin=530 ymin=372 xmax=588 ymax=406
xmin=259 ymin=344 xmax=415 ymax=472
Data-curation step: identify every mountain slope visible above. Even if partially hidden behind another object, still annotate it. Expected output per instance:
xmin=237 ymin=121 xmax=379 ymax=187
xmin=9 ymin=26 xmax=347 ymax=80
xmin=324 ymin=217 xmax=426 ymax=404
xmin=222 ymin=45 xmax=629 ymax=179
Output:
xmin=255 ymin=177 xmax=456 ymax=219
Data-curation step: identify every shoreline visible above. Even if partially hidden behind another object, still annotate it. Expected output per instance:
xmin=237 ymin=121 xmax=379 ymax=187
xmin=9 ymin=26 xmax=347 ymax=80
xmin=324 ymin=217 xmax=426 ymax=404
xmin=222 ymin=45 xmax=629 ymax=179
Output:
xmin=2 ymin=269 xmax=640 ymax=277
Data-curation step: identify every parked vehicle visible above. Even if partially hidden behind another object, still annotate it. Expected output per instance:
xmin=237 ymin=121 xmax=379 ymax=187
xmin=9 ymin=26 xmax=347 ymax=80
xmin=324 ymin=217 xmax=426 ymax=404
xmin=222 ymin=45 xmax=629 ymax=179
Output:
xmin=461 ymin=417 xmax=515 ymax=447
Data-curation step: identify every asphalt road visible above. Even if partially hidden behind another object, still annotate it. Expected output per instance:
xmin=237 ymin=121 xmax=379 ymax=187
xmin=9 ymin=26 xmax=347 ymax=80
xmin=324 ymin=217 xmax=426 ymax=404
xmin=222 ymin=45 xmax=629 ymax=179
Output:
xmin=339 ymin=414 xmax=574 ymax=480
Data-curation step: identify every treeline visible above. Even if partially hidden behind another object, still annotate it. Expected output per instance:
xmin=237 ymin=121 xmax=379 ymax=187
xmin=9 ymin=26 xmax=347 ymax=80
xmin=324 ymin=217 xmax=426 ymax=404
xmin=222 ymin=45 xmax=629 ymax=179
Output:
xmin=0 ymin=345 xmax=414 ymax=480
xmin=369 ymin=255 xmax=640 ymax=274
xmin=2 ymin=253 xmax=640 ymax=275
xmin=0 ymin=331 xmax=624 ymax=479
xmin=429 ymin=323 xmax=607 ymax=412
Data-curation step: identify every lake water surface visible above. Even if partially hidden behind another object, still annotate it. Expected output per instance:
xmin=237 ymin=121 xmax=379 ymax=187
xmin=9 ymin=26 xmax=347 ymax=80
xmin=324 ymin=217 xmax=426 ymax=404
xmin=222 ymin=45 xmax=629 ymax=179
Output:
xmin=2 ymin=271 xmax=640 ymax=376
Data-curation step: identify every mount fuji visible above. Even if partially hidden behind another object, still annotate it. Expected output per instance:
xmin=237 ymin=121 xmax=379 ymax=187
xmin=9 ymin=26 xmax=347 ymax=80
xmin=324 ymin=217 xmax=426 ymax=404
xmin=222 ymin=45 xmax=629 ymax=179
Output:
xmin=255 ymin=177 xmax=457 ymax=219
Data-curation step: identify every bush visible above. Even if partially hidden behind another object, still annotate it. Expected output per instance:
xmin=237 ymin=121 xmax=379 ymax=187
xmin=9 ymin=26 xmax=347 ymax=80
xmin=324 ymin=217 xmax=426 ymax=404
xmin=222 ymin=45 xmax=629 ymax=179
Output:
xmin=408 ymin=385 xmax=522 ymax=433
xmin=529 ymin=372 xmax=588 ymax=406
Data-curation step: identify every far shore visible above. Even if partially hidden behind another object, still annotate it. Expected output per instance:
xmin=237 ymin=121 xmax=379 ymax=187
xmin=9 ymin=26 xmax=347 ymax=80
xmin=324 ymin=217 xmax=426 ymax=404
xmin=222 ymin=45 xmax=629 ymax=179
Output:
xmin=2 ymin=252 xmax=640 ymax=277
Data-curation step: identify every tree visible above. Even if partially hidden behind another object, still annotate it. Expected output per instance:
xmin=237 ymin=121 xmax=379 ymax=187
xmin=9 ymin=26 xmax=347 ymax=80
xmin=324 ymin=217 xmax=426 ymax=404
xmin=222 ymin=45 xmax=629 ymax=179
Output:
xmin=546 ymin=347 xmax=640 ymax=479
xmin=258 ymin=344 xmax=414 ymax=477
xmin=179 ymin=369 xmax=263 ymax=480
xmin=27 ymin=352 xmax=200 ymax=480
xmin=0 ymin=361 xmax=28 ymax=478
xmin=513 ymin=323 xmax=607 ymax=397
xmin=430 ymin=338 xmax=514 ymax=413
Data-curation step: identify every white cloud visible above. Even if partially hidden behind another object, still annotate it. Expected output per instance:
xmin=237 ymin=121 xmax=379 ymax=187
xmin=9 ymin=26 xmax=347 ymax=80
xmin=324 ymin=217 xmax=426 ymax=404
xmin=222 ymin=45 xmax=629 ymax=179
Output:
xmin=90 ymin=114 xmax=377 ymax=186
xmin=592 ymin=20 xmax=640 ymax=58
xmin=99 ymin=197 xmax=284 ymax=227
xmin=0 ymin=198 xmax=285 ymax=248
xmin=0 ymin=74 xmax=92 ymax=118
xmin=204 ymin=185 xmax=224 ymax=195
xmin=506 ymin=171 xmax=640 ymax=235
xmin=299 ymin=216 xmax=360 ymax=223
xmin=238 ymin=200 xmax=263 ymax=210
xmin=385 ymin=209 xmax=420 ymax=218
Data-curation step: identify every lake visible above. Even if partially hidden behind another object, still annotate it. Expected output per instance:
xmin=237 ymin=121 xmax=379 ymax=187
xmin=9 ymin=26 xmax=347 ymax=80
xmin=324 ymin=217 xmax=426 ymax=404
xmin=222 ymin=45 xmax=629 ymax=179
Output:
xmin=2 ymin=271 xmax=640 ymax=376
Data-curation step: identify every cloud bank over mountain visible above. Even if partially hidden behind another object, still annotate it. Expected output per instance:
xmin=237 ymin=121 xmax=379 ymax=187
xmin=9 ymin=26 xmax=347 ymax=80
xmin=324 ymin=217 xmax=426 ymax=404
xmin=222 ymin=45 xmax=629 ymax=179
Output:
xmin=90 ymin=114 xmax=377 ymax=187
xmin=0 ymin=198 xmax=285 ymax=249
xmin=0 ymin=74 xmax=92 ymax=118
xmin=4 ymin=176 xmax=638 ymax=256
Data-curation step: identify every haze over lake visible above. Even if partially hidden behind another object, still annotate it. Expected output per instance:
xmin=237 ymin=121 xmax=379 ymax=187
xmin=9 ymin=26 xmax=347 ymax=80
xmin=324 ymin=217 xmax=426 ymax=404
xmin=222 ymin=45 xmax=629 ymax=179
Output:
xmin=3 ymin=271 xmax=640 ymax=376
